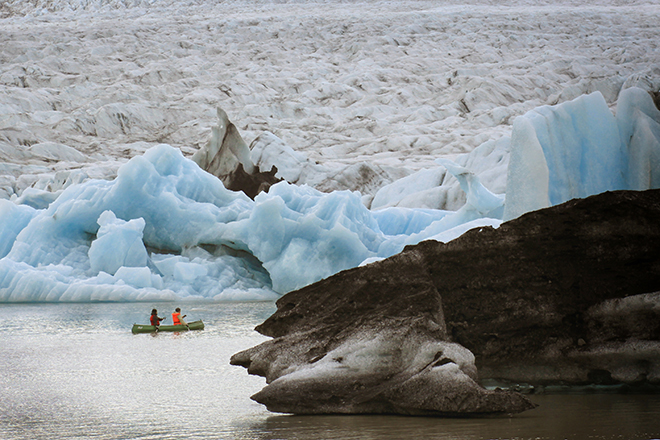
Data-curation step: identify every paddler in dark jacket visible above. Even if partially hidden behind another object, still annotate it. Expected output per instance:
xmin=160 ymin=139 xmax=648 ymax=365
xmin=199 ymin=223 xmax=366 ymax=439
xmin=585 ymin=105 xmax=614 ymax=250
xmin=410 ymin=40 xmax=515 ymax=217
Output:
xmin=150 ymin=309 xmax=164 ymax=327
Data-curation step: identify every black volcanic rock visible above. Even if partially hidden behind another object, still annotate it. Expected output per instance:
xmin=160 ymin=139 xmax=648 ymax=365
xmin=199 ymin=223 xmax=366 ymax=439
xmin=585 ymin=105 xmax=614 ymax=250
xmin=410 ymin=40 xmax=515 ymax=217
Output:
xmin=231 ymin=189 xmax=660 ymax=415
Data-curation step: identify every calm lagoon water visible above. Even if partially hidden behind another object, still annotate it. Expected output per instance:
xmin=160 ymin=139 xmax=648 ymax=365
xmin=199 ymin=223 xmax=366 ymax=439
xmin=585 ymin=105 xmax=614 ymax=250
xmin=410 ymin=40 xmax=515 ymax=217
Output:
xmin=1 ymin=302 xmax=659 ymax=440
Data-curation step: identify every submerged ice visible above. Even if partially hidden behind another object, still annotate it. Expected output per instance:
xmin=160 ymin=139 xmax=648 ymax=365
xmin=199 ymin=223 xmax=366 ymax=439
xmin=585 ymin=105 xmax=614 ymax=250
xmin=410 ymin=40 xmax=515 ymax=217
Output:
xmin=0 ymin=86 xmax=659 ymax=302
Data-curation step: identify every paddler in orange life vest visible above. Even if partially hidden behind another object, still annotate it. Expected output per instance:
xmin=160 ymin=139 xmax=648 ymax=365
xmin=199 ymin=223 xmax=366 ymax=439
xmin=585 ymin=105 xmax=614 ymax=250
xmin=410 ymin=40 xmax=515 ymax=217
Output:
xmin=172 ymin=307 xmax=188 ymax=328
xmin=150 ymin=309 xmax=164 ymax=327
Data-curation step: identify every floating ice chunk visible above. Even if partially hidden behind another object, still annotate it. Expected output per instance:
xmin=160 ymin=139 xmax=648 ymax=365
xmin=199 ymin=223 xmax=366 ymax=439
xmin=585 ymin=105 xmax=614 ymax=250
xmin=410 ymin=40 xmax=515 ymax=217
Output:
xmin=504 ymin=88 xmax=660 ymax=220
xmin=256 ymin=331 xmax=482 ymax=411
xmin=436 ymin=159 xmax=504 ymax=218
xmin=250 ymin=131 xmax=311 ymax=183
xmin=14 ymin=187 xmax=62 ymax=209
xmin=172 ymin=261 xmax=208 ymax=283
xmin=235 ymin=173 xmax=501 ymax=290
xmin=237 ymin=182 xmax=382 ymax=293
xmin=192 ymin=107 xmax=255 ymax=179
xmin=113 ymin=266 xmax=162 ymax=289
xmin=0 ymin=200 xmax=36 ymax=258
xmin=371 ymin=137 xmax=509 ymax=212
xmin=0 ymin=144 xmax=270 ymax=302
xmin=7 ymin=144 xmax=251 ymax=269
xmin=371 ymin=207 xmax=450 ymax=236
xmin=359 ymin=256 xmax=385 ymax=267
xmin=371 ymin=167 xmax=447 ymax=210
xmin=88 ymin=210 xmax=148 ymax=275
xmin=423 ymin=217 xmax=502 ymax=244
xmin=616 ymin=87 xmax=660 ymax=190
xmin=149 ymin=250 xmax=276 ymax=300
xmin=504 ymin=91 xmax=626 ymax=220
xmin=502 ymin=116 xmax=550 ymax=221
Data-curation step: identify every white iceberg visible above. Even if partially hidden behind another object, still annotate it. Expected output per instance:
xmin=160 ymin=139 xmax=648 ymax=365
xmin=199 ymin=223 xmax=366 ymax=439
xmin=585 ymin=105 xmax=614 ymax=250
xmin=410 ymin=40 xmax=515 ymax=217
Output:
xmin=504 ymin=87 xmax=660 ymax=220
xmin=88 ymin=210 xmax=148 ymax=275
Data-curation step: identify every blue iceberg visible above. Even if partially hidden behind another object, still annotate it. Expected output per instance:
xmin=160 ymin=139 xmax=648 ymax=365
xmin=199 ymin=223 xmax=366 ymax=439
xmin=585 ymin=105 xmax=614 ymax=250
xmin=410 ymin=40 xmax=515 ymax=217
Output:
xmin=0 ymin=87 xmax=658 ymax=302
xmin=504 ymin=87 xmax=660 ymax=220
xmin=0 ymin=144 xmax=499 ymax=302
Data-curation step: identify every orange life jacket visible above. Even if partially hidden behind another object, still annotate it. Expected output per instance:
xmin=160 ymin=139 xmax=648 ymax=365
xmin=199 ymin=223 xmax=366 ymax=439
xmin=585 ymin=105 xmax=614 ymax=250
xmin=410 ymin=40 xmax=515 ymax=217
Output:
xmin=172 ymin=312 xmax=181 ymax=325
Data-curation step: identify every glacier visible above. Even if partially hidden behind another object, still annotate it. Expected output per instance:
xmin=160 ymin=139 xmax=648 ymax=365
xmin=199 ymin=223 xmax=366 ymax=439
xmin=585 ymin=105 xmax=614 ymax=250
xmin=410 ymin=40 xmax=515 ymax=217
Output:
xmin=0 ymin=87 xmax=659 ymax=302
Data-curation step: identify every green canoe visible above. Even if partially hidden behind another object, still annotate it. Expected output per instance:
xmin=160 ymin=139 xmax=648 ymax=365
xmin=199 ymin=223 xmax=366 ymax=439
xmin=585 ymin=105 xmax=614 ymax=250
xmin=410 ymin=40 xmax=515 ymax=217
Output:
xmin=131 ymin=320 xmax=204 ymax=334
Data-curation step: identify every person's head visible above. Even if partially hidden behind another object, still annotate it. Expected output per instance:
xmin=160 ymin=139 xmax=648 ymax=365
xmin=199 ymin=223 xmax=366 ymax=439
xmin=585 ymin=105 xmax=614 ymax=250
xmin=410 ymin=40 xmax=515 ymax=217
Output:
xmin=175 ymin=307 xmax=181 ymax=312
xmin=151 ymin=309 xmax=157 ymax=315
